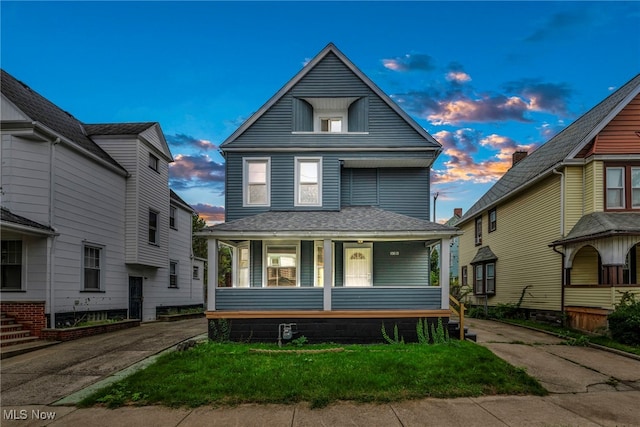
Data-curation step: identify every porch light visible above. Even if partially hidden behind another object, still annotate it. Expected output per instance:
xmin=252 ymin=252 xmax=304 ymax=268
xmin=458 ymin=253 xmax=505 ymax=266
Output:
xmin=357 ymin=240 xmax=364 ymax=244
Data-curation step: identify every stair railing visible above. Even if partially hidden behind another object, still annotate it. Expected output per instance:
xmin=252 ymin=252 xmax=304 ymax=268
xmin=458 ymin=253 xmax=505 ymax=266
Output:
xmin=449 ymin=295 xmax=466 ymax=341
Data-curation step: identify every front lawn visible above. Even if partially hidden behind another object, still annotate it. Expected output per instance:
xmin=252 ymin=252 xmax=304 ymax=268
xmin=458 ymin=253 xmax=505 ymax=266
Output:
xmin=80 ymin=340 xmax=546 ymax=409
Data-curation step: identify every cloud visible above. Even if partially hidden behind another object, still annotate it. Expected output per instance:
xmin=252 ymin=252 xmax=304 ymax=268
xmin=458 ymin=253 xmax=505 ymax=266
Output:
xmin=524 ymin=10 xmax=591 ymax=43
xmin=192 ymin=203 xmax=225 ymax=223
xmin=427 ymin=95 xmax=531 ymax=125
xmin=382 ymin=53 xmax=436 ymax=72
xmin=392 ymin=75 xmax=573 ymax=125
xmin=432 ymin=130 xmax=537 ymax=185
xmin=169 ymin=153 xmax=225 ymax=190
xmin=167 ymin=133 xmax=218 ymax=152
xmin=502 ymin=79 xmax=572 ymax=115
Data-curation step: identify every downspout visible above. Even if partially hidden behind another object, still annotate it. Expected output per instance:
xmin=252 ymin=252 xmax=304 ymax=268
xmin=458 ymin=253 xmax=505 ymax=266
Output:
xmin=48 ymin=137 xmax=60 ymax=328
xmin=552 ymin=168 xmax=565 ymax=326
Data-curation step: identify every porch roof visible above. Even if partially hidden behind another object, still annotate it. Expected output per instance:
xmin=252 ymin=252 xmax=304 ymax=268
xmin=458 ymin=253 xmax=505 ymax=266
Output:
xmin=1 ymin=208 xmax=56 ymax=236
xmin=551 ymin=212 xmax=640 ymax=246
xmin=198 ymin=206 xmax=460 ymax=240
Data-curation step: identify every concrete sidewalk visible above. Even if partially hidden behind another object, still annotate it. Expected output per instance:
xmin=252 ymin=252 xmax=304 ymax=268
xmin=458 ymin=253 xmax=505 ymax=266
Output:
xmin=2 ymin=318 xmax=640 ymax=426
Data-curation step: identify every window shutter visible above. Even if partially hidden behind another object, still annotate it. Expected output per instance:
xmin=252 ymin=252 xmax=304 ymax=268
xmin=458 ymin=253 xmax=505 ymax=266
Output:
xmin=292 ymin=98 xmax=313 ymax=131
xmin=348 ymin=97 xmax=368 ymax=132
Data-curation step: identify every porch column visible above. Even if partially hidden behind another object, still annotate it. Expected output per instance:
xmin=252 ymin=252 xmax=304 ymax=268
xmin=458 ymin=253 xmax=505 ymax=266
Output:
xmin=440 ymin=238 xmax=451 ymax=309
xmin=323 ymin=239 xmax=332 ymax=311
xmin=207 ymin=238 xmax=218 ymax=311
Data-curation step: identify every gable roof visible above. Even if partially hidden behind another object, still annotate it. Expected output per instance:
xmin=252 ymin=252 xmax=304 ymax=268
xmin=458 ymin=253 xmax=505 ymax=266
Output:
xmin=460 ymin=73 xmax=640 ymax=224
xmin=0 ymin=69 xmax=125 ymax=171
xmin=86 ymin=122 xmax=174 ymax=162
xmin=220 ymin=43 xmax=441 ymax=150
xmin=198 ymin=206 xmax=459 ymax=240
xmin=170 ymin=189 xmax=195 ymax=213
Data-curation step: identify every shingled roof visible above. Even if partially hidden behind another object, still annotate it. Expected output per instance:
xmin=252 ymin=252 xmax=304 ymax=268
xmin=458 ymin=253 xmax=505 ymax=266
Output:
xmin=1 ymin=207 xmax=55 ymax=235
xmin=460 ymin=73 xmax=640 ymax=224
xmin=85 ymin=123 xmax=156 ymax=135
xmin=551 ymin=212 xmax=640 ymax=246
xmin=0 ymin=69 xmax=124 ymax=170
xmin=199 ymin=206 xmax=459 ymax=239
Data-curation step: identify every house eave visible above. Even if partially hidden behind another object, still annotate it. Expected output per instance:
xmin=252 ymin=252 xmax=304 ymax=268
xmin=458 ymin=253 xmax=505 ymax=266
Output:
xmin=196 ymin=229 xmax=461 ymax=241
xmin=0 ymin=221 xmax=58 ymax=237
xmin=550 ymin=230 xmax=640 ymax=247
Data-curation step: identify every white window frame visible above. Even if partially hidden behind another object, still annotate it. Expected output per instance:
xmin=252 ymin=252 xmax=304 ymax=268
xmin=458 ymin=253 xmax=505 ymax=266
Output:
xmin=192 ymin=265 xmax=200 ymax=280
xmin=237 ymin=242 xmax=250 ymax=288
xmin=295 ymin=157 xmax=322 ymax=207
xmin=243 ymin=158 xmax=271 ymax=207
xmin=475 ymin=216 xmax=482 ymax=246
xmin=169 ymin=206 xmax=177 ymax=229
xmin=606 ymin=166 xmax=625 ymax=209
xmin=263 ymin=241 xmax=300 ymax=287
xmin=149 ymin=210 xmax=160 ymax=244
xmin=1 ymin=240 xmax=24 ymax=290
xmin=313 ymin=240 xmax=335 ymax=287
xmin=632 ymin=167 xmax=640 ymax=209
xmin=169 ymin=260 xmax=178 ymax=288
xmin=82 ymin=243 xmax=104 ymax=291
xmin=148 ymin=153 xmax=159 ymax=172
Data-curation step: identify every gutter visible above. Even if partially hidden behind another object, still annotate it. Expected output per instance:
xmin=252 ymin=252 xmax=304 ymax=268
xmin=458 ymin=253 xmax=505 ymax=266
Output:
xmin=551 ymin=167 xmax=565 ymax=325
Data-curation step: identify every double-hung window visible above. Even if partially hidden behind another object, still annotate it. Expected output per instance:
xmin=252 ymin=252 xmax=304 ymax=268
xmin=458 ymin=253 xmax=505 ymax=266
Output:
xmin=605 ymin=165 xmax=640 ymax=210
xmin=244 ymin=158 xmax=270 ymax=206
xmin=473 ymin=262 xmax=496 ymax=295
xmin=475 ymin=216 xmax=482 ymax=246
xmin=488 ymin=208 xmax=497 ymax=232
xmin=169 ymin=261 xmax=178 ymax=288
xmin=1 ymin=240 xmax=22 ymax=290
xmin=83 ymin=244 xmax=102 ymax=291
xmin=265 ymin=243 xmax=298 ymax=287
xmin=169 ymin=206 xmax=177 ymax=229
xmin=149 ymin=210 xmax=159 ymax=244
xmin=295 ymin=158 xmax=322 ymax=206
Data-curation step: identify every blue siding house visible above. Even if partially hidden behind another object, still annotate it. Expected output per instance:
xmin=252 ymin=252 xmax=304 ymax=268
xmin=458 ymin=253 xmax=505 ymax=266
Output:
xmin=199 ymin=43 xmax=459 ymax=343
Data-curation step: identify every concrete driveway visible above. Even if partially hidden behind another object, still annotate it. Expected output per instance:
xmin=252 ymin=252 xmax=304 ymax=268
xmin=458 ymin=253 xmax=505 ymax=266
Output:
xmin=0 ymin=317 xmax=207 ymax=406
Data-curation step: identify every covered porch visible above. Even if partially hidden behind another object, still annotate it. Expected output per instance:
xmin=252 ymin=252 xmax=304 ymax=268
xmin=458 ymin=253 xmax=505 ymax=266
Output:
xmin=551 ymin=212 xmax=640 ymax=332
xmin=198 ymin=207 xmax=460 ymax=342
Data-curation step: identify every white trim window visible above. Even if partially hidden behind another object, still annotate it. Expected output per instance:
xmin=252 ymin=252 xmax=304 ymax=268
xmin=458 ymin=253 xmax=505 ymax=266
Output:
xmin=192 ymin=265 xmax=200 ymax=280
xmin=149 ymin=210 xmax=159 ymax=244
xmin=295 ymin=157 xmax=322 ymax=206
xmin=606 ymin=167 xmax=625 ymax=209
xmin=169 ymin=206 xmax=177 ymax=229
xmin=1 ymin=240 xmax=23 ymax=290
xmin=238 ymin=243 xmax=250 ymax=288
xmin=243 ymin=158 xmax=270 ymax=206
xmin=169 ymin=261 xmax=178 ymax=288
xmin=320 ymin=117 xmax=342 ymax=132
xmin=83 ymin=244 xmax=103 ymax=291
xmin=632 ymin=167 xmax=640 ymax=208
xmin=264 ymin=242 xmax=299 ymax=287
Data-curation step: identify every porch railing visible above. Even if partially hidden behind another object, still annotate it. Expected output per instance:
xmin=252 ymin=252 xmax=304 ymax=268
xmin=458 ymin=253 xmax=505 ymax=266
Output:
xmin=449 ymin=295 xmax=466 ymax=341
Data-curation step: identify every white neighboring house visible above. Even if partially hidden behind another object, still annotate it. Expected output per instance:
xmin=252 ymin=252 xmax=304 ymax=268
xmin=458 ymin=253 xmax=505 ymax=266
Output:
xmin=0 ymin=69 xmax=204 ymax=330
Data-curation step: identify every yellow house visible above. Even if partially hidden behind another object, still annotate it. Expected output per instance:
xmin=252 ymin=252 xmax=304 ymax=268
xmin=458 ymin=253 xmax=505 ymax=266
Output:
xmin=457 ymin=73 xmax=640 ymax=332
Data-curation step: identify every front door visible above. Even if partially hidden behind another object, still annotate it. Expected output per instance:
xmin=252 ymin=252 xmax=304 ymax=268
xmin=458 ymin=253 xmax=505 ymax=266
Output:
xmin=344 ymin=244 xmax=372 ymax=286
xmin=129 ymin=276 xmax=143 ymax=320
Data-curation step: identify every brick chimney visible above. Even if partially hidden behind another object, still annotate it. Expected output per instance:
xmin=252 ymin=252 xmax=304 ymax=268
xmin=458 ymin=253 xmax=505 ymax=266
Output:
xmin=454 ymin=208 xmax=462 ymax=218
xmin=512 ymin=151 xmax=528 ymax=166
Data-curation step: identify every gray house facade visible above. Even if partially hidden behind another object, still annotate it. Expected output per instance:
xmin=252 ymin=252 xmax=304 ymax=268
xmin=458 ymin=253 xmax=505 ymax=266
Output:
xmin=199 ymin=44 xmax=459 ymax=343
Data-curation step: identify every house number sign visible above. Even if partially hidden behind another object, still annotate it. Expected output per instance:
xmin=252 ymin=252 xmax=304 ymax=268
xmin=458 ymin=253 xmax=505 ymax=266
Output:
xmin=389 ymin=251 xmax=400 ymax=256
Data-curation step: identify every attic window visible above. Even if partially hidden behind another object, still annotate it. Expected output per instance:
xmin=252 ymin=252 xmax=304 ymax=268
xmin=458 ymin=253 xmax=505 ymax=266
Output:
xmin=149 ymin=153 xmax=159 ymax=172
xmin=320 ymin=118 xmax=342 ymax=133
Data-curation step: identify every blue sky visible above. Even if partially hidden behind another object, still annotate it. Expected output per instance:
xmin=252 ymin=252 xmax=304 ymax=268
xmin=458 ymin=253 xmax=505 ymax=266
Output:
xmin=2 ymin=1 xmax=639 ymax=223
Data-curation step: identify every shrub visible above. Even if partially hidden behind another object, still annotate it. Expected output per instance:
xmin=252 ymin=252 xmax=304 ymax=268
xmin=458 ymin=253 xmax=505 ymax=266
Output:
xmin=608 ymin=292 xmax=640 ymax=346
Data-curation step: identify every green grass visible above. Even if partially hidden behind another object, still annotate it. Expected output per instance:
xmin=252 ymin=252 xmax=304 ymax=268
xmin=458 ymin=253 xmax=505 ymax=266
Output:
xmin=501 ymin=318 xmax=640 ymax=356
xmin=80 ymin=341 xmax=546 ymax=409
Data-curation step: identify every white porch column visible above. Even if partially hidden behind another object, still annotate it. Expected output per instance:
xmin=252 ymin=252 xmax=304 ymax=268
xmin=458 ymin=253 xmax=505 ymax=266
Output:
xmin=440 ymin=238 xmax=451 ymax=309
xmin=323 ymin=239 xmax=333 ymax=311
xmin=207 ymin=238 xmax=218 ymax=311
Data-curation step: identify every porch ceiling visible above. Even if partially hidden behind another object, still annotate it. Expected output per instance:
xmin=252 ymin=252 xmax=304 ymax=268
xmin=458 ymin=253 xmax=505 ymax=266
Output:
xmin=198 ymin=206 xmax=460 ymax=240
